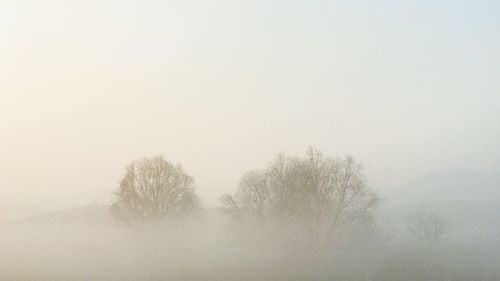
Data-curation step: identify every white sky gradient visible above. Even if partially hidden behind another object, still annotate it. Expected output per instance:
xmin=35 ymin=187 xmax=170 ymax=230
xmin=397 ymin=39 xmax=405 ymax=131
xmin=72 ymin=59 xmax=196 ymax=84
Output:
xmin=1 ymin=0 xmax=499 ymax=213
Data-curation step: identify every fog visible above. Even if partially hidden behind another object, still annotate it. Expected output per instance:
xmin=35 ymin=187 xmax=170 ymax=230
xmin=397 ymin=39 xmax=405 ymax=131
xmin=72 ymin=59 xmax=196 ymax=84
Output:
xmin=1 ymin=155 xmax=499 ymax=280
xmin=1 ymin=0 xmax=500 ymax=280
xmin=1 ymin=202 xmax=499 ymax=280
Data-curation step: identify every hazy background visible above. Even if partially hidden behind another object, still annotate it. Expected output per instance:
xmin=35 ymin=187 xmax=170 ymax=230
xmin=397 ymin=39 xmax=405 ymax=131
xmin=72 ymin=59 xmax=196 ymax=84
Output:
xmin=1 ymin=0 xmax=499 ymax=215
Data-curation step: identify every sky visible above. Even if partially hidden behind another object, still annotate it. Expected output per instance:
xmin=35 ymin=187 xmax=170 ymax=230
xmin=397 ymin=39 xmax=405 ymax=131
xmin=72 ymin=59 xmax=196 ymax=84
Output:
xmin=1 ymin=0 xmax=499 ymax=213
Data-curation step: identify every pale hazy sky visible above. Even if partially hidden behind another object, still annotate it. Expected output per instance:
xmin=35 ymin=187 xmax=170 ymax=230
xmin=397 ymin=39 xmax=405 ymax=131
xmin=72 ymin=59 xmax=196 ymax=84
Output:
xmin=1 ymin=0 xmax=499 ymax=212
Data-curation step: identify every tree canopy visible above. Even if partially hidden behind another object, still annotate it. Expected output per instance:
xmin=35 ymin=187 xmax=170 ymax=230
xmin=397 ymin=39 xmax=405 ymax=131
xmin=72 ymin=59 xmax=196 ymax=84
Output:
xmin=112 ymin=156 xmax=199 ymax=222
xmin=221 ymin=148 xmax=379 ymax=243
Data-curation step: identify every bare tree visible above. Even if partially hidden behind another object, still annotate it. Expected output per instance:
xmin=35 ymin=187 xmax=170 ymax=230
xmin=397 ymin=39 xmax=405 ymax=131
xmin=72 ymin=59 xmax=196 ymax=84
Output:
xmin=221 ymin=148 xmax=379 ymax=244
xmin=112 ymin=156 xmax=200 ymax=222
xmin=405 ymin=210 xmax=447 ymax=252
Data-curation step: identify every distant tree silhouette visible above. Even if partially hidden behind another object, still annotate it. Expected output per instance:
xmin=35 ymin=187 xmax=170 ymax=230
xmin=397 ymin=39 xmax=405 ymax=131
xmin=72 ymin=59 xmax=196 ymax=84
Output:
xmin=112 ymin=156 xmax=199 ymax=222
xmin=405 ymin=210 xmax=447 ymax=252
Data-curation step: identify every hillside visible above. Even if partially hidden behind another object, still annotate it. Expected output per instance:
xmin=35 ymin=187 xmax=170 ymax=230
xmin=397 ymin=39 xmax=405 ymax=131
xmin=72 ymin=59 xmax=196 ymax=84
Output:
xmin=16 ymin=204 xmax=113 ymax=225
xmin=377 ymin=170 xmax=500 ymax=249
xmin=382 ymin=169 xmax=500 ymax=205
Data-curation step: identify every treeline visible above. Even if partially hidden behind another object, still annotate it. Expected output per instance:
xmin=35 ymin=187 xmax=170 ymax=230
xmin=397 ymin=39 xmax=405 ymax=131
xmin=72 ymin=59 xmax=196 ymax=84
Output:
xmin=107 ymin=148 xmax=498 ymax=281
xmin=110 ymin=148 xmax=379 ymax=245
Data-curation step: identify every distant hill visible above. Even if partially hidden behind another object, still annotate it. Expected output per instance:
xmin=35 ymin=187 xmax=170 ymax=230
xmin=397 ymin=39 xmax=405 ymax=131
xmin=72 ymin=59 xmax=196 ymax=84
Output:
xmin=378 ymin=170 xmax=500 ymax=249
xmin=0 ymin=207 xmax=46 ymax=223
xmin=18 ymin=204 xmax=113 ymax=225
xmin=382 ymin=169 xmax=500 ymax=205
xmin=12 ymin=205 xmax=227 ymax=226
